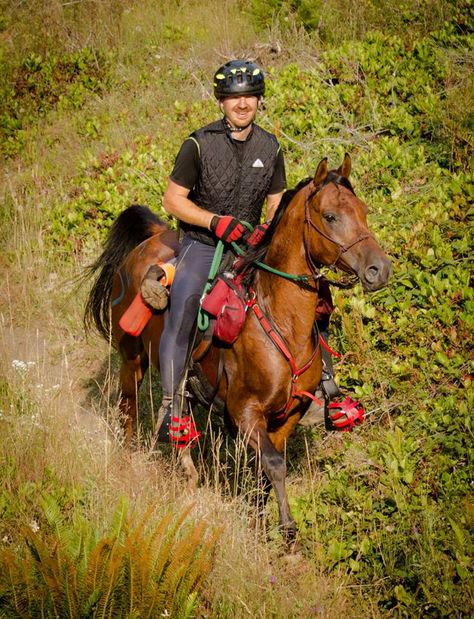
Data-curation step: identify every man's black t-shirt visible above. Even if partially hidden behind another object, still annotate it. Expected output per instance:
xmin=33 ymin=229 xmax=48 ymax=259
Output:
xmin=170 ymin=133 xmax=286 ymax=196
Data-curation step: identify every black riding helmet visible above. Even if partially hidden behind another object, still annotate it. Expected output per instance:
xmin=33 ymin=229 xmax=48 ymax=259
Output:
xmin=213 ymin=60 xmax=265 ymax=99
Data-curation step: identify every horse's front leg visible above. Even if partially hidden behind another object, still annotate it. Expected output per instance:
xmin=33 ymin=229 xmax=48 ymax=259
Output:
xmin=238 ymin=412 xmax=297 ymax=542
xmin=178 ymin=447 xmax=199 ymax=491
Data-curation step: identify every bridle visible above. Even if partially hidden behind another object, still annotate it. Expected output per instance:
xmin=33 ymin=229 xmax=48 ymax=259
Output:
xmin=302 ymin=180 xmax=373 ymax=285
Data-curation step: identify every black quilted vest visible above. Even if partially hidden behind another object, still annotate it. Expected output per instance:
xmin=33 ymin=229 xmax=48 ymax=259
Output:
xmin=181 ymin=119 xmax=281 ymax=245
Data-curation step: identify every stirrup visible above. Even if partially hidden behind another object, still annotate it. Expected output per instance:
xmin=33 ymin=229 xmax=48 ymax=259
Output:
xmin=320 ymin=370 xmax=341 ymax=400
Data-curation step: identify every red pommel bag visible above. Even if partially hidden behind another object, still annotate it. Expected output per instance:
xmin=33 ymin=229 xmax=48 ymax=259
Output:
xmin=201 ymin=274 xmax=248 ymax=344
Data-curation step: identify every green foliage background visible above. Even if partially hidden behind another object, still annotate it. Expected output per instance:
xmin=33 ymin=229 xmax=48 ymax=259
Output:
xmin=0 ymin=0 xmax=473 ymax=616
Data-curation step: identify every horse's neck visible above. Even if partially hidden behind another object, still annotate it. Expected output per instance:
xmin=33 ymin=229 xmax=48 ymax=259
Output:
xmin=255 ymin=192 xmax=319 ymax=344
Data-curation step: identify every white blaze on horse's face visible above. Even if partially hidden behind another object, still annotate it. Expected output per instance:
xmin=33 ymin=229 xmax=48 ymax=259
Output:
xmin=219 ymin=95 xmax=259 ymax=131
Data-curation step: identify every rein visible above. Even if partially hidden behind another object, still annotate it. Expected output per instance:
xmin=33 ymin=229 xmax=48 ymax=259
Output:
xmin=231 ymin=240 xmax=316 ymax=284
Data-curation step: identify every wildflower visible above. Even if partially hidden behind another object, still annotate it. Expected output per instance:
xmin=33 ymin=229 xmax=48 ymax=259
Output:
xmin=30 ymin=520 xmax=40 ymax=533
xmin=12 ymin=360 xmax=28 ymax=374
xmin=12 ymin=360 xmax=36 ymax=374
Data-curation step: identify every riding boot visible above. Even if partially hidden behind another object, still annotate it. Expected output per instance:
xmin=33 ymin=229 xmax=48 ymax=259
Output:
xmin=141 ymin=264 xmax=169 ymax=310
xmin=153 ymin=396 xmax=174 ymax=445
xmin=319 ymin=329 xmax=341 ymax=400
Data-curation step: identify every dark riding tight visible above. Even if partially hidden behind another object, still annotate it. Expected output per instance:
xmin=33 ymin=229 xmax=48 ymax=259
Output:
xmin=159 ymin=236 xmax=216 ymax=398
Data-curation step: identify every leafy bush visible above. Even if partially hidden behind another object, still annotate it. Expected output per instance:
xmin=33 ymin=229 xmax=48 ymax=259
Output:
xmin=0 ymin=48 xmax=112 ymax=157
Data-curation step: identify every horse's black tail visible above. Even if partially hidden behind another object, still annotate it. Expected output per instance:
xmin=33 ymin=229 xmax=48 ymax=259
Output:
xmin=84 ymin=204 xmax=166 ymax=341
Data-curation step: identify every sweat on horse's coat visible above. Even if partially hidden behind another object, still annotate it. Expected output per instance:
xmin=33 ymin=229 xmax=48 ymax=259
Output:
xmin=84 ymin=154 xmax=391 ymax=542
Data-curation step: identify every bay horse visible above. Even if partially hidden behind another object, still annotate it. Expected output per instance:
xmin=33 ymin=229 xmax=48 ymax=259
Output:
xmin=84 ymin=154 xmax=391 ymax=540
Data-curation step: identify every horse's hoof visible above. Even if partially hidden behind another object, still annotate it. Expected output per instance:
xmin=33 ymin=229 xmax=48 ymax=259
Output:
xmin=280 ymin=522 xmax=298 ymax=545
xmin=141 ymin=277 xmax=169 ymax=310
xmin=179 ymin=449 xmax=199 ymax=491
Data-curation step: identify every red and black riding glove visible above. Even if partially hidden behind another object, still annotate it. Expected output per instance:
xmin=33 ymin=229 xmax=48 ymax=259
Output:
xmin=246 ymin=222 xmax=269 ymax=246
xmin=210 ymin=215 xmax=245 ymax=243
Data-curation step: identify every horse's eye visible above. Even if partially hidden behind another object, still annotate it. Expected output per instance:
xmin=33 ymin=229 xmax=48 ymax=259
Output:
xmin=323 ymin=213 xmax=336 ymax=223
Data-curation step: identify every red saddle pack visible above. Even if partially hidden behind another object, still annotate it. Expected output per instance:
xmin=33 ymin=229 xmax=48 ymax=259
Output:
xmin=201 ymin=273 xmax=248 ymax=344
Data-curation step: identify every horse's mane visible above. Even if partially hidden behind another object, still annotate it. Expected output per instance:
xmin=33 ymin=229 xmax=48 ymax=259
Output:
xmin=237 ymin=171 xmax=355 ymax=282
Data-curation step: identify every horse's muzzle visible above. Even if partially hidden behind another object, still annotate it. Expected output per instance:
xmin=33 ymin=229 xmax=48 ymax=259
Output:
xmin=360 ymin=256 xmax=392 ymax=291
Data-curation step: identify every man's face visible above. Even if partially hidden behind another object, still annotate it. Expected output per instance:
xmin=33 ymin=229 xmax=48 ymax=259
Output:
xmin=219 ymin=95 xmax=259 ymax=129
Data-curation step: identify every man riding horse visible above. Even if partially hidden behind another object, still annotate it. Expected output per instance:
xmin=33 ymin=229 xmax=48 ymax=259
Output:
xmin=142 ymin=60 xmax=358 ymax=444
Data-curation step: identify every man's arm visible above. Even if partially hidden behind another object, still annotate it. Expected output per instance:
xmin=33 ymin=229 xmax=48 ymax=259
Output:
xmin=265 ymin=191 xmax=284 ymax=221
xmin=163 ymin=179 xmax=214 ymax=230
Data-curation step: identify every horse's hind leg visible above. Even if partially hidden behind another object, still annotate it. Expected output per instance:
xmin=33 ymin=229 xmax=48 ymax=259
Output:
xmin=118 ymin=336 xmax=149 ymax=445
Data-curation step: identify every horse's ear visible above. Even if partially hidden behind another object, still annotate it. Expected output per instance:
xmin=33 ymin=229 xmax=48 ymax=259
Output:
xmin=314 ymin=158 xmax=329 ymax=186
xmin=336 ymin=153 xmax=352 ymax=178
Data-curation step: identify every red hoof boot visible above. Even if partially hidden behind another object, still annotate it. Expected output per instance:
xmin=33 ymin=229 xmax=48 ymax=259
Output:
xmin=328 ymin=396 xmax=364 ymax=431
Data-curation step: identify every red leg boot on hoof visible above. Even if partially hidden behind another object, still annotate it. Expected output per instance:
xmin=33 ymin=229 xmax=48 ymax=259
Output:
xmin=327 ymin=396 xmax=365 ymax=431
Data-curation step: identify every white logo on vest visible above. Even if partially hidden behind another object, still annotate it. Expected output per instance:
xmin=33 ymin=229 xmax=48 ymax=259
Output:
xmin=252 ymin=158 xmax=264 ymax=168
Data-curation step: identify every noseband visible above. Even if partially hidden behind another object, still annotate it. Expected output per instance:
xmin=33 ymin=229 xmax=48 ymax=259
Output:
xmin=303 ymin=181 xmax=373 ymax=278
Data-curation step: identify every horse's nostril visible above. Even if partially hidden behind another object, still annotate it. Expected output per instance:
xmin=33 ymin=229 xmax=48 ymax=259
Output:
xmin=365 ymin=265 xmax=379 ymax=282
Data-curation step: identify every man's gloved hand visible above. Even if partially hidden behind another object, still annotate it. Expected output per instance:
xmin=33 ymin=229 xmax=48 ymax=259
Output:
xmin=210 ymin=215 xmax=245 ymax=243
xmin=246 ymin=222 xmax=269 ymax=246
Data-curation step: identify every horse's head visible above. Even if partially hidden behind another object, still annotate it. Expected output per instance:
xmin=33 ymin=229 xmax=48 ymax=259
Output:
xmin=304 ymin=154 xmax=391 ymax=291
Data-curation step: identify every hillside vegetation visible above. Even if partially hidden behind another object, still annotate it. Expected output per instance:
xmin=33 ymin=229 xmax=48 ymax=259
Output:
xmin=0 ymin=1 xmax=473 ymax=617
